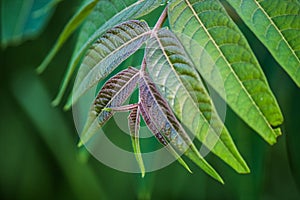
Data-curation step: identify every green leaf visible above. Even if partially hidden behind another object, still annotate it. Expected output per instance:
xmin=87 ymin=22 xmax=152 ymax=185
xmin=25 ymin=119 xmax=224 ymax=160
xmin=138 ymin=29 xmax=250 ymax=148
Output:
xmin=1 ymin=0 xmax=55 ymax=47
xmin=80 ymin=67 xmax=140 ymax=146
xmin=72 ymin=20 xmax=151 ymax=104
xmin=52 ymin=0 xmax=163 ymax=106
xmin=146 ymin=28 xmax=249 ymax=173
xmin=139 ymin=72 xmax=224 ymax=183
xmin=128 ymin=106 xmax=146 ymax=177
xmin=36 ymin=0 xmax=98 ymax=74
xmin=168 ymin=0 xmax=283 ymax=144
xmin=226 ymin=0 xmax=300 ymax=87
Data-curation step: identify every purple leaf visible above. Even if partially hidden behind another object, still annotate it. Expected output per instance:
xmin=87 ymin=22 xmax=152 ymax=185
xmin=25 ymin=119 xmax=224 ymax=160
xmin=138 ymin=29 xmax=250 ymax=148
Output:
xmin=80 ymin=67 xmax=140 ymax=145
xmin=139 ymin=72 xmax=223 ymax=183
xmin=128 ymin=105 xmax=145 ymax=177
xmin=139 ymin=102 xmax=192 ymax=173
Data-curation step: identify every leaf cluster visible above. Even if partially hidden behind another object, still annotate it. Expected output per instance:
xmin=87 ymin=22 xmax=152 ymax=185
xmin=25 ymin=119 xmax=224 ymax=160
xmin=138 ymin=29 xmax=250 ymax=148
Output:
xmin=37 ymin=0 xmax=300 ymax=183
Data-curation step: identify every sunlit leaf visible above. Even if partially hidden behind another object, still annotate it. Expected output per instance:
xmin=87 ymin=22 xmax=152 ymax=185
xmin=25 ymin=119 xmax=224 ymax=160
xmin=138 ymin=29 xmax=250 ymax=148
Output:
xmin=72 ymin=20 xmax=151 ymax=105
xmin=226 ymin=0 xmax=300 ymax=87
xmin=146 ymin=28 xmax=249 ymax=173
xmin=139 ymin=72 xmax=224 ymax=183
xmin=80 ymin=67 xmax=140 ymax=146
xmin=36 ymin=0 xmax=98 ymax=73
xmin=128 ymin=106 xmax=145 ymax=177
xmin=52 ymin=0 xmax=163 ymax=106
xmin=168 ymin=0 xmax=283 ymax=144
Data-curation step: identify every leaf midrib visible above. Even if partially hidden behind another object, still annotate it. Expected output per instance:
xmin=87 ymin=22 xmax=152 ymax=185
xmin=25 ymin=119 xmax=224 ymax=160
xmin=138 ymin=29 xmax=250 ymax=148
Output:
xmin=183 ymin=0 xmax=276 ymax=136
xmin=140 ymin=74 xmax=192 ymax=150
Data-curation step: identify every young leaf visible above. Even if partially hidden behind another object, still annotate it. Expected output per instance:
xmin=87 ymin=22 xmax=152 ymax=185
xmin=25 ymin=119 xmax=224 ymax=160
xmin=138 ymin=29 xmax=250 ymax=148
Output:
xmin=168 ymin=0 xmax=284 ymax=144
xmin=146 ymin=28 xmax=249 ymax=173
xmin=128 ymin=106 xmax=145 ymax=177
xmin=139 ymin=72 xmax=224 ymax=183
xmin=36 ymin=0 xmax=98 ymax=73
xmin=52 ymin=0 xmax=163 ymax=106
xmin=139 ymin=102 xmax=192 ymax=174
xmin=226 ymin=0 xmax=300 ymax=87
xmin=72 ymin=20 xmax=151 ymax=104
xmin=80 ymin=67 xmax=140 ymax=146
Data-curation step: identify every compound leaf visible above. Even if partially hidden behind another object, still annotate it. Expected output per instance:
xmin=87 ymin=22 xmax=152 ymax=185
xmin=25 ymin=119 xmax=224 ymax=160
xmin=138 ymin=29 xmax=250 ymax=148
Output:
xmin=146 ymin=28 xmax=249 ymax=173
xmin=168 ymin=0 xmax=283 ymax=144
xmin=226 ymin=0 xmax=300 ymax=87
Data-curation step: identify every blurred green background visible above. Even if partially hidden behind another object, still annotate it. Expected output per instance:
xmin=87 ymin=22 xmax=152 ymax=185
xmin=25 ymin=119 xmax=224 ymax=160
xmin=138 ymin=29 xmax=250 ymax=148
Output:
xmin=1 ymin=1 xmax=300 ymax=199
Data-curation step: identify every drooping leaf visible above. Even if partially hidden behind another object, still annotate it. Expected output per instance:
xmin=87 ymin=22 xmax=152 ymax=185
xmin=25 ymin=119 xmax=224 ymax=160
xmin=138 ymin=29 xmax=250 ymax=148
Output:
xmin=52 ymin=0 xmax=163 ymax=106
xmin=139 ymin=101 xmax=192 ymax=174
xmin=139 ymin=72 xmax=224 ymax=183
xmin=80 ymin=67 xmax=140 ymax=145
xmin=226 ymin=0 xmax=300 ymax=87
xmin=1 ymin=0 xmax=56 ymax=47
xmin=36 ymin=0 xmax=98 ymax=73
xmin=168 ymin=0 xmax=284 ymax=144
xmin=128 ymin=106 xmax=145 ymax=177
xmin=72 ymin=20 xmax=151 ymax=105
xmin=146 ymin=28 xmax=249 ymax=173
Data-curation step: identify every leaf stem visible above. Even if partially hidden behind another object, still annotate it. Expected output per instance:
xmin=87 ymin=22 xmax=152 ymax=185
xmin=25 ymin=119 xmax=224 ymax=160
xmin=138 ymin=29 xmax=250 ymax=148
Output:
xmin=153 ymin=6 xmax=168 ymax=33
xmin=141 ymin=6 xmax=168 ymax=72
xmin=105 ymin=104 xmax=138 ymax=112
